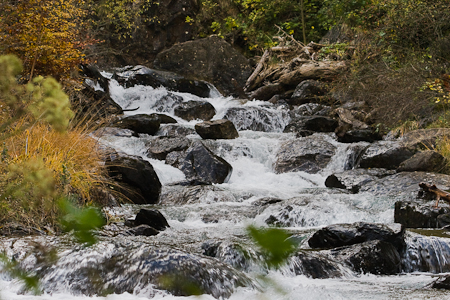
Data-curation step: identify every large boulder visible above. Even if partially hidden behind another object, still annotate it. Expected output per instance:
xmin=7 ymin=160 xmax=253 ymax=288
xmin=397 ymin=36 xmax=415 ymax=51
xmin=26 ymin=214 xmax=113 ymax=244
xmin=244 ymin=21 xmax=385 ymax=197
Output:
xmin=113 ymin=66 xmax=211 ymax=98
xmin=397 ymin=150 xmax=447 ymax=173
xmin=146 ymin=136 xmax=190 ymax=160
xmin=336 ymin=129 xmax=383 ymax=143
xmin=174 ymin=101 xmax=216 ymax=121
xmin=113 ymin=114 xmax=160 ymax=135
xmin=274 ymin=135 xmax=336 ymax=174
xmin=330 ymin=240 xmax=402 ymax=275
xmin=153 ymin=35 xmax=253 ymax=96
xmin=287 ymin=80 xmax=328 ymax=105
xmin=283 ymin=116 xmax=338 ymax=136
xmin=106 ymin=154 xmax=162 ymax=204
xmin=195 ymin=119 xmax=239 ymax=139
xmin=308 ymin=222 xmax=405 ymax=252
xmin=400 ymin=128 xmax=450 ymax=149
xmin=358 ymin=141 xmax=416 ymax=169
xmin=153 ymin=93 xmax=184 ymax=113
xmin=166 ymin=141 xmax=232 ymax=184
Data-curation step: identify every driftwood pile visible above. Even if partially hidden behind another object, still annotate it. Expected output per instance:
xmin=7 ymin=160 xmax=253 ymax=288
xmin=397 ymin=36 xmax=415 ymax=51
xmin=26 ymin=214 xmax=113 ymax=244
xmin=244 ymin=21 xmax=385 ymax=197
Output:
xmin=244 ymin=26 xmax=350 ymax=96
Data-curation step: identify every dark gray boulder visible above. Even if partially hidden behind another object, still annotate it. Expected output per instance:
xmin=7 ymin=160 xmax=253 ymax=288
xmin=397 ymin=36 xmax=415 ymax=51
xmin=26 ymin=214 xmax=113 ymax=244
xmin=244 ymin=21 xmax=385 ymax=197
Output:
xmin=330 ymin=240 xmax=402 ymax=275
xmin=274 ymin=135 xmax=336 ymax=174
xmin=174 ymin=101 xmax=216 ymax=121
xmin=283 ymin=116 xmax=338 ymax=135
xmin=249 ymin=83 xmax=284 ymax=101
xmin=113 ymin=114 xmax=160 ymax=135
xmin=288 ymin=103 xmax=329 ymax=119
xmin=195 ymin=119 xmax=239 ymax=139
xmin=288 ymin=251 xmax=344 ymax=279
xmin=149 ymin=113 xmax=177 ymax=124
xmin=166 ymin=141 xmax=232 ymax=184
xmin=287 ymin=80 xmax=328 ymax=105
xmin=153 ymin=35 xmax=253 ymax=97
xmin=308 ymin=222 xmax=405 ymax=252
xmin=134 ymin=208 xmax=170 ymax=231
xmin=106 ymin=154 xmax=162 ymax=204
xmin=397 ymin=150 xmax=447 ymax=173
xmin=359 ymin=141 xmax=416 ymax=169
xmin=146 ymin=136 xmax=190 ymax=160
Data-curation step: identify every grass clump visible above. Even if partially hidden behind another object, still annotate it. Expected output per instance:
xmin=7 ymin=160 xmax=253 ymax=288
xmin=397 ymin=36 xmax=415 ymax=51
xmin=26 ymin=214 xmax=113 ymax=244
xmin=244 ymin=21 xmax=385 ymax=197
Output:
xmin=0 ymin=54 xmax=110 ymax=231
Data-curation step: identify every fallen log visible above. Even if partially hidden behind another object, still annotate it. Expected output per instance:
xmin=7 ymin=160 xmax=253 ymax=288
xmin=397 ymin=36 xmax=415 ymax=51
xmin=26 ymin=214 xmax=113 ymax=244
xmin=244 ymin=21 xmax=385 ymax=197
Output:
xmin=276 ymin=60 xmax=347 ymax=86
xmin=244 ymin=49 xmax=270 ymax=92
xmin=419 ymin=182 xmax=450 ymax=207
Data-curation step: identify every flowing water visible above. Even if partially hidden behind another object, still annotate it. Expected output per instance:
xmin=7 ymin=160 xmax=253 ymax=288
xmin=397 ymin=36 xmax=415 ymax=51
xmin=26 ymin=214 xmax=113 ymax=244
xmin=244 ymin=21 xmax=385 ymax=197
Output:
xmin=2 ymin=71 xmax=450 ymax=299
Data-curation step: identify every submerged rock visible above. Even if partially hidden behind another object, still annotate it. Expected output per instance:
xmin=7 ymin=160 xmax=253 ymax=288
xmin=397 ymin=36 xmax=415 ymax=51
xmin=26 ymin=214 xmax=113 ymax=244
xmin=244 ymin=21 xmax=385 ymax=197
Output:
xmin=394 ymin=201 xmax=450 ymax=228
xmin=224 ymin=106 xmax=288 ymax=132
xmin=157 ymin=124 xmax=196 ymax=137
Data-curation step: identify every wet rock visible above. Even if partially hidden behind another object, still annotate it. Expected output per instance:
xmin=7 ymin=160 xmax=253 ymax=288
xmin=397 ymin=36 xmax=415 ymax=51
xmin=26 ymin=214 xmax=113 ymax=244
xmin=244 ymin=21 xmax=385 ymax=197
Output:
xmin=287 ymin=80 xmax=327 ymax=105
xmin=288 ymin=251 xmax=345 ymax=279
xmin=125 ymin=224 xmax=159 ymax=237
xmin=134 ymin=208 xmax=170 ymax=231
xmin=274 ymin=135 xmax=336 ymax=174
xmin=157 ymin=124 xmax=196 ymax=137
xmin=106 ymin=154 xmax=162 ymax=204
xmin=224 ymin=106 xmax=288 ymax=132
xmin=331 ymin=240 xmax=402 ymax=275
xmin=359 ymin=141 xmax=416 ymax=169
xmin=114 ymin=66 xmax=211 ymax=98
xmin=195 ymin=119 xmax=239 ymax=139
xmin=308 ymin=222 xmax=405 ymax=252
xmin=165 ymin=141 xmax=232 ymax=184
xmin=81 ymin=64 xmax=110 ymax=93
xmin=336 ymin=129 xmax=383 ymax=143
xmin=146 ymin=136 xmax=190 ymax=160
xmin=394 ymin=201 xmax=450 ymax=228
xmin=113 ymin=114 xmax=160 ymax=135
xmin=283 ymin=116 xmax=338 ymax=134
xmin=153 ymin=93 xmax=184 ymax=113
xmin=154 ymin=35 xmax=252 ymax=97
xmin=174 ymin=100 xmax=216 ymax=121
xmin=397 ymin=150 xmax=447 ymax=173
xmin=325 ymin=168 xmax=395 ymax=193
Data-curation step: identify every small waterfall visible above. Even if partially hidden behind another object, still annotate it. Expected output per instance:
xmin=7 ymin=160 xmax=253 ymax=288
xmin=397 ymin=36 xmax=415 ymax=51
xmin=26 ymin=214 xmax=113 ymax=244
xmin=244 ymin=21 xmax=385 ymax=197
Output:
xmin=403 ymin=231 xmax=450 ymax=273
